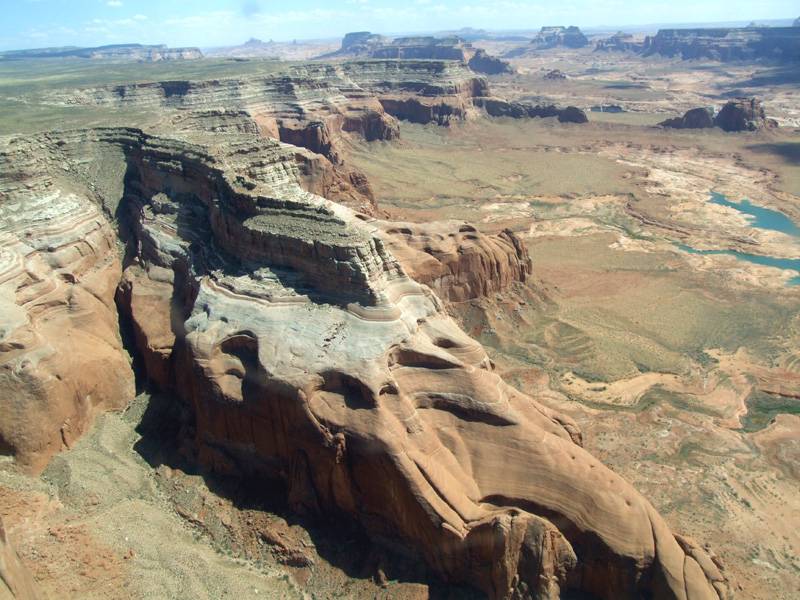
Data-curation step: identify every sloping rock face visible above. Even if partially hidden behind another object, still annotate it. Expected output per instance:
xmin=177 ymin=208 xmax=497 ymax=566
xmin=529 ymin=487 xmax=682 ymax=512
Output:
xmin=643 ymin=27 xmax=800 ymax=62
xmin=0 ymin=135 xmax=135 ymax=473
xmin=659 ymin=107 xmax=714 ymax=129
xmin=0 ymin=125 xmax=729 ymax=600
xmin=474 ymin=97 xmax=588 ymax=123
xmin=531 ymin=26 xmax=589 ymax=49
xmin=714 ymin=98 xmax=777 ymax=131
xmin=0 ymin=518 xmax=41 ymax=600
xmin=377 ymin=221 xmax=532 ymax=302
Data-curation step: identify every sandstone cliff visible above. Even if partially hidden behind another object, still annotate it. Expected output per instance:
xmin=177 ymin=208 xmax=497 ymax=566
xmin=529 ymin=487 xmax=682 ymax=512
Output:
xmin=0 ymin=124 xmax=733 ymax=599
xmin=0 ymin=135 xmax=135 ymax=473
xmin=377 ymin=221 xmax=532 ymax=302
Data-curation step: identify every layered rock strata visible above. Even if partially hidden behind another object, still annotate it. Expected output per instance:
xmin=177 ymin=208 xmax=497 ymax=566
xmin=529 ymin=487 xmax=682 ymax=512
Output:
xmin=377 ymin=221 xmax=532 ymax=302
xmin=0 ymin=135 xmax=135 ymax=473
xmin=0 ymin=125 xmax=732 ymax=599
xmin=36 ymin=60 xmax=497 ymax=208
xmin=643 ymin=27 xmax=800 ymax=62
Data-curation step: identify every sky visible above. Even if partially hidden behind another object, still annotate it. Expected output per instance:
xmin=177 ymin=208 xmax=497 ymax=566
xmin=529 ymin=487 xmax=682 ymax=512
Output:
xmin=1 ymin=0 xmax=798 ymax=51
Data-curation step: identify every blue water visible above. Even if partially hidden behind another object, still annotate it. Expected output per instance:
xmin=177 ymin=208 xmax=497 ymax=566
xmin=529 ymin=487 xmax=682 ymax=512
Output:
xmin=709 ymin=192 xmax=800 ymax=237
xmin=678 ymin=193 xmax=800 ymax=285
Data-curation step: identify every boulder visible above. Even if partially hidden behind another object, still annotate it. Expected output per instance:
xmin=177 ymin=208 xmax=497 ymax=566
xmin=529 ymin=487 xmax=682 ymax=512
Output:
xmin=714 ymin=97 xmax=778 ymax=131
xmin=659 ymin=107 xmax=714 ymax=129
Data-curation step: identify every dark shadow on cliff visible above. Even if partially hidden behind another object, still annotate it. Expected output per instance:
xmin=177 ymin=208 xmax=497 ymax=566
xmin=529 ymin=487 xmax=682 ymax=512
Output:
xmin=130 ymin=391 xmax=484 ymax=599
xmin=746 ymin=142 xmax=800 ymax=166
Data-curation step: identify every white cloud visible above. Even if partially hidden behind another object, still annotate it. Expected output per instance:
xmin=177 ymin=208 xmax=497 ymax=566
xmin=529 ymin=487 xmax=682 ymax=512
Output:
xmin=106 ymin=0 xmax=123 ymax=7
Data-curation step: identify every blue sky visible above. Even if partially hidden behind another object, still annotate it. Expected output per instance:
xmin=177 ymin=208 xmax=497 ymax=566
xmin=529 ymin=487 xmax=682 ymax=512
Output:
xmin=2 ymin=0 xmax=798 ymax=51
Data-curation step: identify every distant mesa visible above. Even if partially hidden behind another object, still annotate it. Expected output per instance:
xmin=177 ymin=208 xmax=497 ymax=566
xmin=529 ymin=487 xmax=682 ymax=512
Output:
xmin=642 ymin=26 xmax=800 ymax=61
xmin=0 ymin=43 xmax=203 ymax=62
xmin=659 ymin=97 xmax=778 ymax=131
xmin=794 ymin=16 xmax=800 ymax=27
xmin=323 ymin=32 xmax=513 ymax=75
xmin=531 ymin=26 xmax=589 ymax=49
xmin=595 ymin=31 xmax=646 ymax=53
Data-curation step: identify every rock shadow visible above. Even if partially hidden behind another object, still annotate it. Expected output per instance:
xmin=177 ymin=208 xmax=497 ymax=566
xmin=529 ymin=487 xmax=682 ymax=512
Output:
xmin=130 ymin=391 xmax=483 ymax=599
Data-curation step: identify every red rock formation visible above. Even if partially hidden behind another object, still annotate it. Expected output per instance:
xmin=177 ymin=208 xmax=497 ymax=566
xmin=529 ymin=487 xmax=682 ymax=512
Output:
xmin=378 ymin=221 xmax=532 ymax=302
xmin=105 ymin=129 xmax=729 ymax=600
xmin=0 ymin=137 xmax=135 ymax=473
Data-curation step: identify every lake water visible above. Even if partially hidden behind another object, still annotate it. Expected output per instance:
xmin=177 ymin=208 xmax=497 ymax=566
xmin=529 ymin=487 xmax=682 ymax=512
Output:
xmin=678 ymin=193 xmax=800 ymax=285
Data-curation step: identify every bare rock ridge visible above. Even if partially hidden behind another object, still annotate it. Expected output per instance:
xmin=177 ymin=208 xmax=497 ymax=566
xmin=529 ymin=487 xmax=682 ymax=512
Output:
xmin=323 ymin=33 xmax=513 ymax=75
xmin=0 ymin=43 xmax=203 ymax=62
xmin=0 ymin=119 xmax=730 ymax=599
xmin=660 ymin=97 xmax=777 ymax=131
xmin=0 ymin=518 xmax=41 ymax=600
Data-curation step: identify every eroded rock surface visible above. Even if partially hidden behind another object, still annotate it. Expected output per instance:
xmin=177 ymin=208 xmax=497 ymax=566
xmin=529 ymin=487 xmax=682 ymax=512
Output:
xmin=378 ymin=221 xmax=531 ymax=302
xmin=0 ymin=124 xmax=735 ymax=599
xmin=0 ymin=518 xmax=41 ymax=600
xmin=0 ymin=136 xmax=135 ymax=473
